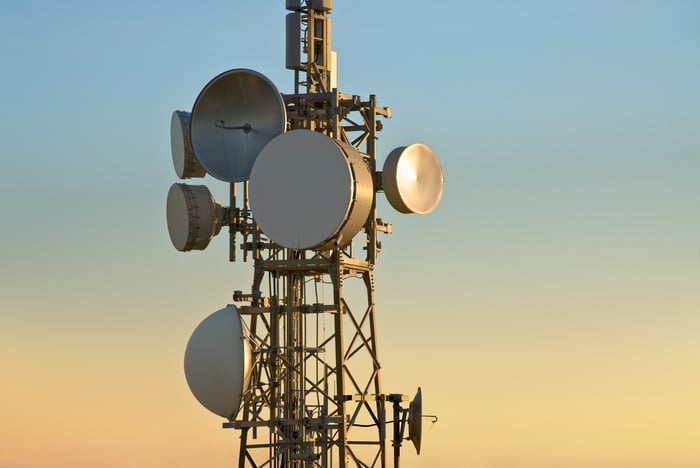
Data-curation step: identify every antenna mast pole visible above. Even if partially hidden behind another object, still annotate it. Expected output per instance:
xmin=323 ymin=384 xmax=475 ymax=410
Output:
xmin=230 ymin=1 xmax=392 ymax=466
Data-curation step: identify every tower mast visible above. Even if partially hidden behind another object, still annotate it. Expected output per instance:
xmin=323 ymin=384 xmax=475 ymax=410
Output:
xmin=170 ymin=2 xmax=443 ymax=467
xmin=231 ymin=2 xmax=390 ymax=465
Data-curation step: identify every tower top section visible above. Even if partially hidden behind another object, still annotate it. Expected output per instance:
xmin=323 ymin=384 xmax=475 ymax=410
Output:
xmin=286 ymin=0 xmax=335 ymax=93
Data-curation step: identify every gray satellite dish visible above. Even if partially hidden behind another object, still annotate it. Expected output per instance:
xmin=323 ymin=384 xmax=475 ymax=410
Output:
xmin=408 ymin=387 xmax=423 ymax=455
xmin=184 ymin=305 xmax=253 ymax=420
xmin=382 ymin=143 xmax=444 ymax=214
xmin=170 ymin=110 xmax=206 ymax=179
xmin=248 ymin=129 xmax=373 ymax=250
xmin=166 ymin=183 xmax=223 ymax=251
xmin=190 ymin=68 xmax=287 ymax=182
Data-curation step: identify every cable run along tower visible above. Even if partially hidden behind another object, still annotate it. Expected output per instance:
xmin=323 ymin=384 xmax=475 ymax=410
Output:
xmin=166 ymin=2 xmax=444 ymax=466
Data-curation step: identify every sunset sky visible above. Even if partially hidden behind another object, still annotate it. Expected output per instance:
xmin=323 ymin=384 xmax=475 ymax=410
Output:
xmin=1 ymin=1 xmax=699 ymax=467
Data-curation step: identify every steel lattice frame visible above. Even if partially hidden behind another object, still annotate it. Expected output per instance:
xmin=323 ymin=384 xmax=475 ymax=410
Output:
xmin=220 ymin=3 xmax=406 ymax=467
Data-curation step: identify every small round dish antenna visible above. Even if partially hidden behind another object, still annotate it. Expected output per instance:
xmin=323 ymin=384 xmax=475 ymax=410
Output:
xmin=166 ymin=183 xmax=224 ymax=252
xmin=408 ymin=387 xmax=423 ymax=455
xmin=184 ymin=305 xmax=253 ymax=420
xmin=171 ymin=110 xmax=206 ymax=179
xmin=190 ymin=68 xmax=287 ymax=182
xmin=382 ymin=143 xmax=444 ymax=214
xmin=248 ymin=129 xmax=373 ymax=250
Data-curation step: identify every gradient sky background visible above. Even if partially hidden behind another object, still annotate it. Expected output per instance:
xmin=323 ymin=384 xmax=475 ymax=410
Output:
xmin=1 ymin=1 xmax=699 ymax=467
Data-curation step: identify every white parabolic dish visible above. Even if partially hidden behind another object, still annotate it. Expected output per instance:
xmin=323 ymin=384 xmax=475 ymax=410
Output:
xmin=166 ymin=183 xmax=223 ymax=252
xmin=190 ymin=68 xmax=287 ymax=182
xmin=248 ymin=129 xmax=373 ymax=250
xmin=184 ymin=305 xmax=252 ymax=420
xmin=382 ymin=143 xmax=444 ymax=214
xmin=408 ymin=387 xmax=423 ymax=455
xmin=170 ymin=110 xmax=206 ymax=179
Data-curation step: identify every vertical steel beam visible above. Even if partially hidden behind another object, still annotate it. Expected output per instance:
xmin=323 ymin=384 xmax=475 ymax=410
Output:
xmin=331 ymin=252 xmax=348 ymax=467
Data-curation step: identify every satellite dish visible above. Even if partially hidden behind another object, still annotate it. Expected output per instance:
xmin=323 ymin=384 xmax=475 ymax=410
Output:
xmin=166 ymin=183 xmax=224 ymax=251
xmin=408 ymin=387 xmax=423 ymax=455
xmin=248 ymin=129 xmax=373 ymax=250
xmin=184 ymin=305 xmax=253 ymax=420
xmin=170 ymin=110 xmax=206 ymax=179
xmin=382 ymin=143 xmax=444 ymax=214
xmin=190 ymin=68 xmax=287 ymax=182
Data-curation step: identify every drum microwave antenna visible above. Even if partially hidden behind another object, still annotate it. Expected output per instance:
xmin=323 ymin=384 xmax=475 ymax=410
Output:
xmin=165 ymin=1 xmax=443 ymax=466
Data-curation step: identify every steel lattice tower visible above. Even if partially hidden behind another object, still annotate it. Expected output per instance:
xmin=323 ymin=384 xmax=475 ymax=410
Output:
xmin=169 ymin=2 xmax=442 ymax=467
xmin=230 ymin=3 xmax=391 ymax=465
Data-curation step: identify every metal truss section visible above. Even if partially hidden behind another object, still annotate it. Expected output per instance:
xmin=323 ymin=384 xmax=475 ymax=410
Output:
xmin=227 ymin=248 xmax=386 ymax=467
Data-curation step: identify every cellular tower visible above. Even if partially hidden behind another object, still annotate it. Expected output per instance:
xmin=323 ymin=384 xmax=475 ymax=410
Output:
xmin=166 ymin=2 xmax=444 ymax=466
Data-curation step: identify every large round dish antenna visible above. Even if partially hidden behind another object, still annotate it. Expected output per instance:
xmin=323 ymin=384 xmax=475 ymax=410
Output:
xmin=166 ymin=183 xmax=223 ymax=251
xmin=190 ymin=68 xmax=287 ymax=182
xmin=184 ymin=305 xmax=253 ymax=420
xmin=382 ymin=143 xmax=444 ymax=214
xmin=170 ymin=110 xmax=206 ymax=179
xmin=248 ymin=129 xmax=373 ymax=250
xmin=408 ymin=387 xmax=423 ymax=455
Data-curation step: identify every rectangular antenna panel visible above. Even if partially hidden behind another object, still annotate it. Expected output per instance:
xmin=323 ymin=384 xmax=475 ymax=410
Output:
xmin=286 ymin=0 xmax=303 ymax=11
xmin=330 ymin=50 xmax=337 ymax=90
xmin=286 ymin=13 xmax=303 ymax=70
xmin=311 ymin=0 xmax=332 ymax=11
